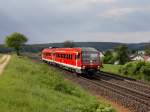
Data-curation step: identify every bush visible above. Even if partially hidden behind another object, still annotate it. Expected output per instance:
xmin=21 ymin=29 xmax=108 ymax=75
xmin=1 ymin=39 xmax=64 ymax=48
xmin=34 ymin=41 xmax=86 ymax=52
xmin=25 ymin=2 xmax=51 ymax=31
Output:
xmin=120 ymin=61 xmax=150 ymax=81
xmin=54 ymin=82 xmax=82 ymax=97
xmin=103 ymin=55 xmax=115 ymax=64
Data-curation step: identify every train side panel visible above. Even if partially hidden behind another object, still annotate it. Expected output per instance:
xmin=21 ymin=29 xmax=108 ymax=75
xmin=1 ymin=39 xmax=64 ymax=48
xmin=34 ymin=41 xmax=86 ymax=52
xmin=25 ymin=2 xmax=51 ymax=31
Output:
xmin=42 ymin=47 xmax=102 ymax=74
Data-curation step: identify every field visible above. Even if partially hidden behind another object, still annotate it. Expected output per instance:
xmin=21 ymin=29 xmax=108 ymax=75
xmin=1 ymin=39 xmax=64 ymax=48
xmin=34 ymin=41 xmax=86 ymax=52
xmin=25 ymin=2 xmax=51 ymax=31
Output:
xmin=0 ymin=55 xmax=115 ymax=112
xmin=101 ymin=64 xmax=122 ymax=74
xmin=0 ymin=54 xmax=3 ymax=58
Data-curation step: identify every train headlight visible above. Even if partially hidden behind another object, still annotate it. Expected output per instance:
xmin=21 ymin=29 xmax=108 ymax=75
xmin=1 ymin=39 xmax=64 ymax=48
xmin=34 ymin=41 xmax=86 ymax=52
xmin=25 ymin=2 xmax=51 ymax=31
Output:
xmin=82 ymin=66 xmax=86 ymax=69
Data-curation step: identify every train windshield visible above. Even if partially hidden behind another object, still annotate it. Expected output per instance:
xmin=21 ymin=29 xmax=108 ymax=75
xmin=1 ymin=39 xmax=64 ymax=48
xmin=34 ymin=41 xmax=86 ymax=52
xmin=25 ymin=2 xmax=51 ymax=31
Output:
xmin=81 ymin=48 xmax=99 ymax=64
xmin=82 ymin=52 xmax=98 ymax=60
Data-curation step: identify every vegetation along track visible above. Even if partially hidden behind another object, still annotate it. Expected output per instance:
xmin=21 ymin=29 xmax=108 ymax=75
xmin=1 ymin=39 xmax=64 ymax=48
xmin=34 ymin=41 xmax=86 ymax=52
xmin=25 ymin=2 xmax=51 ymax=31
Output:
xmin=25 ymin=53 xmax=150 ymax=112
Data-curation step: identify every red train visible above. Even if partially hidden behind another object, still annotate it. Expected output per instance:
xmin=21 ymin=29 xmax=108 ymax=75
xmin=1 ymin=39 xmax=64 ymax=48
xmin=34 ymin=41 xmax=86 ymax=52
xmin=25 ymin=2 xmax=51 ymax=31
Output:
xmin=42 ymin=47 xmax=102 ymax=74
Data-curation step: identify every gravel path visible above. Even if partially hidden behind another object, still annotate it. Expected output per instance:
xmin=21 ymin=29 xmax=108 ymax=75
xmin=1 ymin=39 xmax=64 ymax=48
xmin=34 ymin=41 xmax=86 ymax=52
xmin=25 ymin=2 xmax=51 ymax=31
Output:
xmin=0 ymin=55 xmax=11 ymax=75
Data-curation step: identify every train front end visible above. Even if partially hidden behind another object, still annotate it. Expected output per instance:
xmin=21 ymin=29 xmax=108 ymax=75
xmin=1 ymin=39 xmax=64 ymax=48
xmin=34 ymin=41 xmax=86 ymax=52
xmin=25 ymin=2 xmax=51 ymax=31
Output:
xmin=81 ymin=47 xmax=102 ymax=74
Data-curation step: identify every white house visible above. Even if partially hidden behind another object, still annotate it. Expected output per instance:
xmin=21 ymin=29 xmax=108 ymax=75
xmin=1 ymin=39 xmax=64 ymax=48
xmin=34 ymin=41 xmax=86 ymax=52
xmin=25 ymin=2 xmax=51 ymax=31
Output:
xmin=99 ymin=51 xmax=105 ymax=58
xmin=131 ymin=54 xmax=144 ymax=61
xmin=137 ymin=50 xmax=145 ymax=55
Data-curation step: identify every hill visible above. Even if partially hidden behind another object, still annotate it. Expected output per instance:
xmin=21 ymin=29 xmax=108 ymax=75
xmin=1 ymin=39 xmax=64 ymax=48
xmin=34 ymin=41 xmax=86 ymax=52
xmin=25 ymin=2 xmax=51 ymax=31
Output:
xmin=0 ymin=42 xmax=149 ymax=53
xmin=0 ymin=55 xmax=115 ymax=112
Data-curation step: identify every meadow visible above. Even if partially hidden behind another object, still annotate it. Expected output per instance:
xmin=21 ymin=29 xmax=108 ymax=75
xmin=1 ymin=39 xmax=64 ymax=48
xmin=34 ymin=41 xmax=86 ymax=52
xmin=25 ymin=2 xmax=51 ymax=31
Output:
xmin=101 ymin=64 xmax=122 ymax=74
xmin=0 ymin=55 xmax=115 ymax=112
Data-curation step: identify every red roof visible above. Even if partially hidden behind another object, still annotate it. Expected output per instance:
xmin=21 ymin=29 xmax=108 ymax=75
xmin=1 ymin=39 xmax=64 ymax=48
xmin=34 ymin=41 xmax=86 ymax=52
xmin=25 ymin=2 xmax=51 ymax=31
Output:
xmin=144 ymin=56 xmax=150 ymax=61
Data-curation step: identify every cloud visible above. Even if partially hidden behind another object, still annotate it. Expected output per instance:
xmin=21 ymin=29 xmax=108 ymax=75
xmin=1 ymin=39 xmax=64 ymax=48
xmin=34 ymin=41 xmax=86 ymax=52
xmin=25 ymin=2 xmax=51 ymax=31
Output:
xmin=0 ymin=0 xmax=150 ymax=44
xmin=101 ymin=6 xmax=150 ymax=17
xmin=63 ymin=0 xmax=117 ymax=4
xmin=78 ymin=31 xmax=150 ymax=43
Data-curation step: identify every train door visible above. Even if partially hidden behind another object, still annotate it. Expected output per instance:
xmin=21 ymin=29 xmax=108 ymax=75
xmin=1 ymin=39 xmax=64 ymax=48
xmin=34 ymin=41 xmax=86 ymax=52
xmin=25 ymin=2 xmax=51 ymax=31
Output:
xmin=75 ymin=52 xmax=81 ymax=67
xmin=52 ymin=50 xmax=55 ymax=62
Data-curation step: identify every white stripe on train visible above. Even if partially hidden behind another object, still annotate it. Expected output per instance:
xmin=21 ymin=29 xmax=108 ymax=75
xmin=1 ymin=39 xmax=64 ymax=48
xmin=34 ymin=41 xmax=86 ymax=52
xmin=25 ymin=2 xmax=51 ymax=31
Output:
xmin=42 ymin=58 xmax=82 ymax=70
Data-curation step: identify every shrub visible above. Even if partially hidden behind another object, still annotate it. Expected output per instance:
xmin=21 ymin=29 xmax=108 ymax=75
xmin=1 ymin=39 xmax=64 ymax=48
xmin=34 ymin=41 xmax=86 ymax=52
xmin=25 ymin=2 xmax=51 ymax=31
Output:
xmin=120 ymin=61 xmax=150 ymax=81
xmin=103 ymin=55 xmax=115 ymax=64
xmin=54 ymin=82 xmax=82 ymax=97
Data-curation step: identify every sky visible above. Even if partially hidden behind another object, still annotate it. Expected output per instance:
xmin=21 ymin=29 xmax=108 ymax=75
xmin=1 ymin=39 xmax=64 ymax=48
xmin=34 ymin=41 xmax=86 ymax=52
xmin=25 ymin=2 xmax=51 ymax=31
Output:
xmin=0 ymin=0 xmax=150 ymax=44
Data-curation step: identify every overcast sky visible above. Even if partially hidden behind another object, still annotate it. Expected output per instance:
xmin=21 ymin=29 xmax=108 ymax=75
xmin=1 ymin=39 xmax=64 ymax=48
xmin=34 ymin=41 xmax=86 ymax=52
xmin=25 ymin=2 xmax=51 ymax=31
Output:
xmin=0 ymin=0 xmax=150 ymax=43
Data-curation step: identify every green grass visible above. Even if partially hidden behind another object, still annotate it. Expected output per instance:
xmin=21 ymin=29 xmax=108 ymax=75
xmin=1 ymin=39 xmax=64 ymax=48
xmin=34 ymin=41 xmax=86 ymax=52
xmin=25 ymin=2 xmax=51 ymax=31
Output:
xmin=101 ymin=64 xmax=122 ymax=74
xmin=0 ymin=54 xmax=3 ymax=58
xmin=0 ymin=55 xmax=115 ymax=112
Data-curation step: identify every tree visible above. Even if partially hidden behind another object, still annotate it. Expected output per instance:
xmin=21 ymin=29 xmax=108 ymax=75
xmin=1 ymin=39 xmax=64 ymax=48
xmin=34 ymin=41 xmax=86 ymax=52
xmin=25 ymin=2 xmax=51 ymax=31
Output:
xmin=103 ymin=50 xmax=115 ymax=64
xmin=63 ymin=40 xmax=74 ymax=48
xmin=5 ymin=32 xmax=28 ymax=55
xmin=145 ymin=43 xmax=150 ymax=56
xmin=114 ymin=45 xmax=130 ymax=65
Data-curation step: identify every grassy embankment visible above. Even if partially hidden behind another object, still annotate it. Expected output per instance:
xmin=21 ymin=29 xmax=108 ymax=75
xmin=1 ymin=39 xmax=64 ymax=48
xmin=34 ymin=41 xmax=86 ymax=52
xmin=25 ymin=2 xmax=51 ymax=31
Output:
xmin=0 ymin=55 xmax=115 ymax=112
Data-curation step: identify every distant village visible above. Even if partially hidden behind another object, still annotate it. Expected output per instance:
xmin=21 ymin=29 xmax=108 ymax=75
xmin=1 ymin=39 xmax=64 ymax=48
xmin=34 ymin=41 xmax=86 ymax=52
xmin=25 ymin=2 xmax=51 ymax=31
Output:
xmin=99 ymin=50 xmax=150 ymax=64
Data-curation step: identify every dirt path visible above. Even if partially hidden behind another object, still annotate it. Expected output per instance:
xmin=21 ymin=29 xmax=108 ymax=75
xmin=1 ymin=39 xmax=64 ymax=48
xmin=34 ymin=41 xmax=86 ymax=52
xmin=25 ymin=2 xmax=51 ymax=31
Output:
xmin=0 ymin=55 xmax=11 ymax=75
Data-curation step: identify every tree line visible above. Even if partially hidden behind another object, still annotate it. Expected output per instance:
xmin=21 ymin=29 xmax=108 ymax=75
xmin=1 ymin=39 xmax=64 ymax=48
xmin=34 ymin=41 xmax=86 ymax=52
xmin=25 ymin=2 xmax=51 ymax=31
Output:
xmin=1 ymin=32 xmax=150 ymax=58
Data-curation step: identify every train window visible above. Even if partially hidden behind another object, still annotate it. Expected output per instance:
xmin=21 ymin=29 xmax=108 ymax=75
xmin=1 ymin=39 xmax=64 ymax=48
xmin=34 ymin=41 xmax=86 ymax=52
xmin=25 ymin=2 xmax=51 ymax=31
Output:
xmin=64 ymin=54 xmax=66 ymax=58
xmin=65 ymin=54 xmax=67 ymax=59
xmin=70 ymin=54 xmax=72 ymax=60
xmin=69 ymin=54 xmax=71 ymax=59
xmin=66 ymin=54 xmax=69 ymax=59
xmin=76 ymin=53 xmax=80 ymax=59
xmin=61 ymin=54 xmax=65 ymax=58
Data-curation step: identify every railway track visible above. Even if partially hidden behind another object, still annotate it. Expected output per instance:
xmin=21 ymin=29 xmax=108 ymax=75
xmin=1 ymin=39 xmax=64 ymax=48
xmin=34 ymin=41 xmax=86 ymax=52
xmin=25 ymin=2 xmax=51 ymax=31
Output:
xmin=98 ymin=71 xmax=150 ymax=94
xmin=25 ymin=54 xmax=150 ymax=112
xmin=84 ymin=78 xmax=149 ymax=112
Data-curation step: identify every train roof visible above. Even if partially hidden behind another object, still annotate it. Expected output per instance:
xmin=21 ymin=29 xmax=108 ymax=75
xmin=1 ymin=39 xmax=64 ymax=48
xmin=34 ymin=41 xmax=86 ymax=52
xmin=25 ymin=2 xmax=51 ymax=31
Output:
xmin=80 ymin=47 xmax=98 ymax=52
xmin=42 ymin=47 xmax=98 ymax=53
